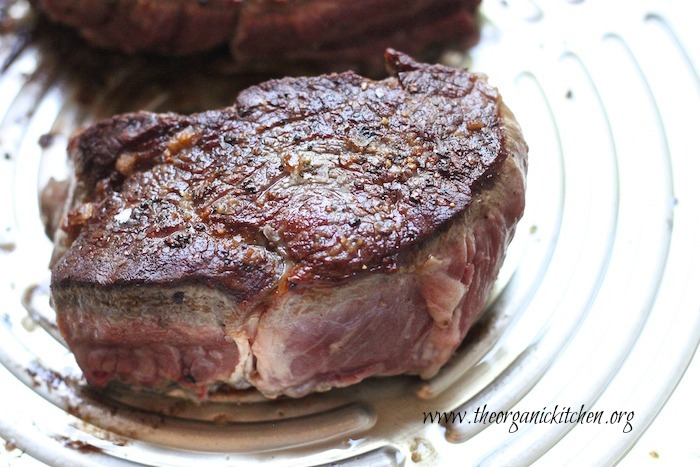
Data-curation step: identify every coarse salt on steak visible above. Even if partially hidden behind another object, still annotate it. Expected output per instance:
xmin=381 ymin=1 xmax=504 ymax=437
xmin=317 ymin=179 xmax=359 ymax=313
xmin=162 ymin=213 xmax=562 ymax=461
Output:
xmin=49 ymin=50 xmax=527 ymax=399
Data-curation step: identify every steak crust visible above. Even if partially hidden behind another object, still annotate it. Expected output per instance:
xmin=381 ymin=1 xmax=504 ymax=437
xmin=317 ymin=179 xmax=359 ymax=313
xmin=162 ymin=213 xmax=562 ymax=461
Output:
xmin=50 ymin=50 xmax=528 ymax=398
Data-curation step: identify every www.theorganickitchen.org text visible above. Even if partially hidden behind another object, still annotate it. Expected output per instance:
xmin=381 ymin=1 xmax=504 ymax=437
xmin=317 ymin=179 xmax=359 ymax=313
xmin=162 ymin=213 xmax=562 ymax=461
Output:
xmin=423 ymin=404 xmax=634 ymax=433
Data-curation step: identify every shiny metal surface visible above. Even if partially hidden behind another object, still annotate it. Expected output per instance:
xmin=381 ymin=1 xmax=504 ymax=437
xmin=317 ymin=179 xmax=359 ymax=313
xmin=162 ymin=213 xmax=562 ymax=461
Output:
xmin=1 ymin=0 xmax=698 ymax=465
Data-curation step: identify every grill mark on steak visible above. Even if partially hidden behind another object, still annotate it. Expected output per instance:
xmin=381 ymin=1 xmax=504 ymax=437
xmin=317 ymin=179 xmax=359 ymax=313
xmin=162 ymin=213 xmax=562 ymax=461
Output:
xmin=49 ymin=50 xmax=528 ymax=398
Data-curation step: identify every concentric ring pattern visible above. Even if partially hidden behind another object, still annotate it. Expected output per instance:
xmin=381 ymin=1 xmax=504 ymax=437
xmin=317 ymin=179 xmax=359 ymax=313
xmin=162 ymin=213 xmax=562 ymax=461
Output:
xmin=1 ymin=0 xmax=698 ymax=465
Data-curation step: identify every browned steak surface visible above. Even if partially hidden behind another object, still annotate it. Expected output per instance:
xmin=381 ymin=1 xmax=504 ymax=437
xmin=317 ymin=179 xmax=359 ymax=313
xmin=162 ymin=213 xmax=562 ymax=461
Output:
xmin=33 ymin=0 xmax=481 ymax=74
xmin=55 ymin=50 xmax=507 ymax=290
xmin=50 ymin=51 xmax=528 ymax=398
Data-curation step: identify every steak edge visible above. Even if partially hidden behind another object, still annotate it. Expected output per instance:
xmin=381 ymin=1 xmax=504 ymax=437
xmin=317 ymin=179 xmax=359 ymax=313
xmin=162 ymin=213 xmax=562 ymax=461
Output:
xmin=49 ymin=50 xmax=528 ymax=398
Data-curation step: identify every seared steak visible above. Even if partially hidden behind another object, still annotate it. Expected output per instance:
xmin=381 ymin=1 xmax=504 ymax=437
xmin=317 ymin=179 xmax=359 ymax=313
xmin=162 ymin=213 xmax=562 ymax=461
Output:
xmin=33 ymin=0 xmax=481 ymax=74
xmin=49 ymin=50 xmax=527 ymax=399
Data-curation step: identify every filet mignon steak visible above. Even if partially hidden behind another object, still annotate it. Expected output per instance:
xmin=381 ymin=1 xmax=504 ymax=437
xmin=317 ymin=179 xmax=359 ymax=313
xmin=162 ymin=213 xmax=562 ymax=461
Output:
xmin=49 ymin=50 xmax=528 ymax=399
xmin=33 ymin=0 xmax=481 ymax=74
